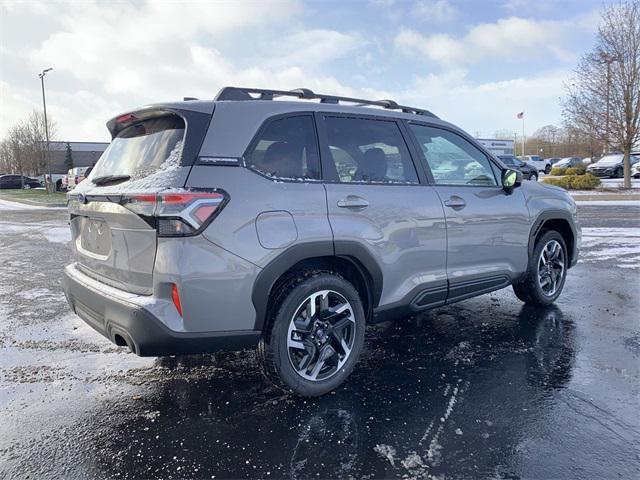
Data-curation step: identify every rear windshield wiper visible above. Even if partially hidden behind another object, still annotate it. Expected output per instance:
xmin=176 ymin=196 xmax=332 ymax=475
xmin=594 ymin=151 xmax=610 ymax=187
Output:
xmin=92 ymin=174 xmax=131 ymax=186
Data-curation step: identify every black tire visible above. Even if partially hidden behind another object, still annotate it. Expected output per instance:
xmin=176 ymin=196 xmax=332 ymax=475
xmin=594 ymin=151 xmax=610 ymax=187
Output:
xmin=544 ymin=164 xmax=551 ymax=174
xmin=614 ymin=167 xmax=623 ymax=178
xmin=529 ymin=172 xmax=538 ymax=181
xmin=513 ymin=230 xmax=568 ymax=305
xmin=258 ymin=271 xmax=366 ymax=397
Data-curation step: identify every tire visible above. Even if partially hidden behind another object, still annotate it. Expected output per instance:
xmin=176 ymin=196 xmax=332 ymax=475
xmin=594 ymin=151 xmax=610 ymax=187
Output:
xmin=614 ymin=167 xmax=623 ymax=178
xmin=544 ymin=164 xmax=551 ymax=174
xmin=529 ymin=172 xmax=538 ymax=182
xmin=258 ymin=271 xmax=366 ymax=397
xmin=513 ymin=230 xmax=568 ymax=305
xmin=23 ymin=184 xmax=31 ymax=190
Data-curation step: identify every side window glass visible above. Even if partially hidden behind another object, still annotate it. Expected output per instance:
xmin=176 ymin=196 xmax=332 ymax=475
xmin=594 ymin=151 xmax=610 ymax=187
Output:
xmin=246 ymin=115 xmax=320 ymax=180
xmin=409 ymin=124 xmax=497 ymax=186
xmin=323 ymin=116 xmax=419 ymax=184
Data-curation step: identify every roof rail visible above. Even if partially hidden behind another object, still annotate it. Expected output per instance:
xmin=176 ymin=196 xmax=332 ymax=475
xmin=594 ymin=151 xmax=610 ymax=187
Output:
xmin=214 ymin=86 xmax=437 ymax=118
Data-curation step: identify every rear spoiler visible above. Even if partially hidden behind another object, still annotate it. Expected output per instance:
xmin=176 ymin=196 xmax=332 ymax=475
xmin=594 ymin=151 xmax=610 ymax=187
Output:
xmin=106 ymin=107 xmax=178 ymax=138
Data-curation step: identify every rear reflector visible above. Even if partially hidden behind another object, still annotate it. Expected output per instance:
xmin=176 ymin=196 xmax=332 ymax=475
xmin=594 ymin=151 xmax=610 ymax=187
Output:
xmin=171 ymin=284 xmax=183 ymax=317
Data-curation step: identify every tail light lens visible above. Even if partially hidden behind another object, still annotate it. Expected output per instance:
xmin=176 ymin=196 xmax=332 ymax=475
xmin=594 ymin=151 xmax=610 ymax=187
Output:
xmin=171 ymin=283 xmax=183 ymax=317
xmin=122 ymin=189 xmax=228 ymax=237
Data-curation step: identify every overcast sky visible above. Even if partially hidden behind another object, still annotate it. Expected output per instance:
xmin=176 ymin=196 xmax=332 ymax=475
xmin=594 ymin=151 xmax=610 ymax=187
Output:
xmin=0 ymin=0 xmax=602 ymax=142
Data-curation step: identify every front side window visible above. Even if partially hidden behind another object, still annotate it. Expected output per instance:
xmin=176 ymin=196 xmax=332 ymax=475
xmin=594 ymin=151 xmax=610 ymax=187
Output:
xmin=323 ymin=116 xmax=419 ymax=184
xmin=409 ymin=124 xmax=497 ymax=186
xmin=245 ymin=115 xmax=320 ymax=180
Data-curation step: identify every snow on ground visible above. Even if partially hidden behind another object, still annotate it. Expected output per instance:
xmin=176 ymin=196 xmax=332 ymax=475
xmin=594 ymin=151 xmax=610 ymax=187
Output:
xmin=0 ymin=198 xmax=67 ymax=211
xmin=0 ymin=221 xmax=71 ymax=244
xmin=576 ymin=200 xmax=640 ymax=206
xmin=0 ymin=198 xmax=44 ymax=210
xmin=580 ymin=227 xmax=640 ymax=269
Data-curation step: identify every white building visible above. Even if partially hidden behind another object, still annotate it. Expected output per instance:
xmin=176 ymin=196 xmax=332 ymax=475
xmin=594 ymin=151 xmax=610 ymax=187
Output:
xmin=476 ymin=138 xmax=515 ymax=156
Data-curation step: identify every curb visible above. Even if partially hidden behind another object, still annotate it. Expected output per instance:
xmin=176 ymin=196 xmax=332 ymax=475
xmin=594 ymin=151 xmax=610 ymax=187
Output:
xmin=571 ymin=194 xmax=640 ymax=201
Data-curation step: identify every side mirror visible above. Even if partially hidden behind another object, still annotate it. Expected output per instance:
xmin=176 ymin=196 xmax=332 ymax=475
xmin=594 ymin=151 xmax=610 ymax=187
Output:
xmin=502 ymin=169 xmax=522 ymax=192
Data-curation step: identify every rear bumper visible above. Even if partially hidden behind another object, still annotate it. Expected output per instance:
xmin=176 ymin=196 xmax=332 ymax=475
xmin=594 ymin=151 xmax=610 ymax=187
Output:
xmin=62 ymin=263 xmax=261 ymax=356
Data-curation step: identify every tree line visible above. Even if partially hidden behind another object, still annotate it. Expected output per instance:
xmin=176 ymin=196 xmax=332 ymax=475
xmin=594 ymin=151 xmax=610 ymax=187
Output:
xmin=0 ymin=111 xmax=56 ymax=177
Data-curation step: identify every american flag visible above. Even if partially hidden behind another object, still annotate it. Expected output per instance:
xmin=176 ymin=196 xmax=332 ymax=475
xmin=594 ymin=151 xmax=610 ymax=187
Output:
xmin=516 ymin=112 xmax=524 ymax=119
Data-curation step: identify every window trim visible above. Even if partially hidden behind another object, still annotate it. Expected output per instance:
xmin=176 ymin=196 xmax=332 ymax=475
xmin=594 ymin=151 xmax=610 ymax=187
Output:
xmin=404 ymin=120 xmax=503 ymax=188
xmin=241 ymin=112 xmax=323 ymax=183
xmin=315 ymin=112 xmax=427 ymax=186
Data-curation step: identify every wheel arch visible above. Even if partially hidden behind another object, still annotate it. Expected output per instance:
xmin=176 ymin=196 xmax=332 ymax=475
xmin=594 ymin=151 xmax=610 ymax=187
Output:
xmin=529 ymin=210 xmax=577 ymax=268
xmin=252 ymin=241 xmax=383 ymax=333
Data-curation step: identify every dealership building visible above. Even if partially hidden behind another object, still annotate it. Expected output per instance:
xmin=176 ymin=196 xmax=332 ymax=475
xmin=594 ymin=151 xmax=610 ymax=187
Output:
xmin=48 ymin=141 xmax=109 ymax=174
xmin=476 ymin=138 xmax=515 ymax=156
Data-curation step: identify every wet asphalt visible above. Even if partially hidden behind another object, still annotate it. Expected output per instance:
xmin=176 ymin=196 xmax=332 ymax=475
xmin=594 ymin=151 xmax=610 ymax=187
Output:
xmin=0 ymin=202 xmax=639 ymax=479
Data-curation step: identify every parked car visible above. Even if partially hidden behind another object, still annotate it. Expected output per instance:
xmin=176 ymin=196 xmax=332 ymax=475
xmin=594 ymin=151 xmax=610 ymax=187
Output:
xmin=0 ymin=174 xmax=42 ymax=189
xmin=36 ymin=173 xmax=67 ymax=191
xmin=587 ymin=153 xmax=640 ymax=178
xmin=63 ymin=86 xmax=580 ymax=397
xmin=497 ymin=155 xmax=539 ymax=181
xmin=546 ymin=157 xmax=562 ymax=165
xmin=582 ymin=157 xmax=594 ymax=165
xmin=553 ymin=157 xmax=583 ymax=169
xmin=632 ymin=162 xmax=640 ymax=179
xmin=518 ymin=155 xmax=553 ymax=174
xmin=66 ymin=166 xmax=94 ymax=190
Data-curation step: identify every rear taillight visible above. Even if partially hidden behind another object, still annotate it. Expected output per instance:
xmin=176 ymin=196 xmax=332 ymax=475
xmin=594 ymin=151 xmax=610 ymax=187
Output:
xmin=122 ymin=189 xmax=228 ymax=237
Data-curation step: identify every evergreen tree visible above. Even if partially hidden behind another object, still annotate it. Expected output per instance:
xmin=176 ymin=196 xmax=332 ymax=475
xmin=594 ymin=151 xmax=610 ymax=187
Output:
xmin=64 ymin=142 xmax=74 ymax=171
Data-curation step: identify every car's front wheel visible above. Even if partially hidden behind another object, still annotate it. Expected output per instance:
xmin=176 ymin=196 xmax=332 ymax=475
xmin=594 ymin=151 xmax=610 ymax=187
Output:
xmin=528 ymin=172 xmax=538 ymax=181
xmin=544 ymin=164 xmax=552 ymax=174
xmin=513 ymin=231 xmax=568 ymax=305
xmin=258 ymin=271 xmax=365 ymax=397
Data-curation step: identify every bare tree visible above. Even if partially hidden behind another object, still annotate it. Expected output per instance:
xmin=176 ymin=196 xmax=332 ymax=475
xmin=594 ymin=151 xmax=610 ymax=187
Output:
xmin=0 ymin=111 xmax=56 ymax=184
xmin=563 ymin=1 xmax=640 ymax=188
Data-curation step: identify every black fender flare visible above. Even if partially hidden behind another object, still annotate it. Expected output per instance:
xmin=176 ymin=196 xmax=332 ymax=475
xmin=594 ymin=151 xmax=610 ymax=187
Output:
xmin=528 ymin=209 xmax=578 ymax=267
xmin=251 ymin=240 xmax=383 ymax=331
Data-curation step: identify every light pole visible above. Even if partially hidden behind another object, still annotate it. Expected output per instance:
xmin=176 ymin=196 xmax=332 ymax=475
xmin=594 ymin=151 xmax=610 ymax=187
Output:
xmin=38 ymin=67 xmax=53 ymax=192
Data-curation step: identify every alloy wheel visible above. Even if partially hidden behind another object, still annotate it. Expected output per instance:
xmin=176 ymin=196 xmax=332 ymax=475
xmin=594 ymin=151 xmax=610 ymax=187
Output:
xmin=537 ymin=240 xmax=565 ymax=297
xmin=287 ymin=290 xmax=356 ymax=381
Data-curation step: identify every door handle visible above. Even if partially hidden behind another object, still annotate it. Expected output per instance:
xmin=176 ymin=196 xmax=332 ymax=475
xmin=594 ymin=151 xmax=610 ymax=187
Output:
xmin=444 ymin=196 xmax=466 ymax=209
xmin=337 ymin=195 xmax=369 ymax=209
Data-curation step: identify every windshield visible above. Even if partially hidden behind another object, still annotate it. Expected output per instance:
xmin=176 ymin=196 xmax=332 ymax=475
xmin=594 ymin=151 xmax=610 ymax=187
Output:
xmin=90 ymin=116 xmax=185 ymax=181
xmin=595 ymin=154 xmax=623 ymax=165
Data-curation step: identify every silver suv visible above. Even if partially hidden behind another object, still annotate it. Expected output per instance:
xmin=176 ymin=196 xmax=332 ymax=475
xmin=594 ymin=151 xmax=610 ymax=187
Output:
xmin=63 ymin=87 xmax=580 ymax=396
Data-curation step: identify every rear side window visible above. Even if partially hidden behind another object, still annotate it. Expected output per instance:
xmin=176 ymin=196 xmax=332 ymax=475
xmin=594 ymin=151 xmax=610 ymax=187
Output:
xmin=322 ymin=116 xmax=418 ymax=184
xmin=245 ymin=115 xmax=320 ymax=180
xmin=91 ymin=116 xmax=185 ymax=180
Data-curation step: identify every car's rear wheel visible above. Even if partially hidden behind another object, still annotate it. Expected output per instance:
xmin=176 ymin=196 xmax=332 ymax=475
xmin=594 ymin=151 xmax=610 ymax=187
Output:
xmin=258 ymin=271 xmax=365 ymax=397
xmin=529 ymin=172 xmax=538 ymax=181
xmin=23 ymin=184 xmax=31 ymax=190
xmin=513 ymin=230 xmax=568 ymax=305
xmin=544 ymin=165 xmax=551 ymax=174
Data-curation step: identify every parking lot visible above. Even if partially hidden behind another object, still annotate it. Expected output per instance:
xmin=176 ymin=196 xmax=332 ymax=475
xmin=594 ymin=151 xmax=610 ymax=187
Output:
xmin=0 ymin=198 xmax=639 ymax=479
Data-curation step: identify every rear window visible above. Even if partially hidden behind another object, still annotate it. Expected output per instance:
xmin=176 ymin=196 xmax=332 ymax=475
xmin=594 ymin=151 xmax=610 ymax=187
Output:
xmin=90 ymin=116 xmax=185 ymax=180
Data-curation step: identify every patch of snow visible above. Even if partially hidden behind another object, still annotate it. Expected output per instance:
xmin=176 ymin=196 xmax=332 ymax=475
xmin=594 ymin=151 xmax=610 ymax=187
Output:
xmin=0 ymin=198 xmax=42 ymax=210
xmin=374 ymin=444 xmax=397 ymax=467
xmin=580 ymin=227 xmax=640 ymax=268
xmin=576 ymin=200 xmax=640 ymax=206
xmin=39 ymin=226 xmax=71 ymax=243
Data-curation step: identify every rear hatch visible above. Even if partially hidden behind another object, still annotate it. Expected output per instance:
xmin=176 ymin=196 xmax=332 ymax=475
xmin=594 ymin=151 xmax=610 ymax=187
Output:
xmin=68 ymin=106 xmax=213 ymax=294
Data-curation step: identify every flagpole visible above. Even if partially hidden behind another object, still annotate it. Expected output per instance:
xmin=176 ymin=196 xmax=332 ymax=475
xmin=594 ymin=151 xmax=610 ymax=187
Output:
xmin=521 ymin=115 xmax=525 ymax=156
